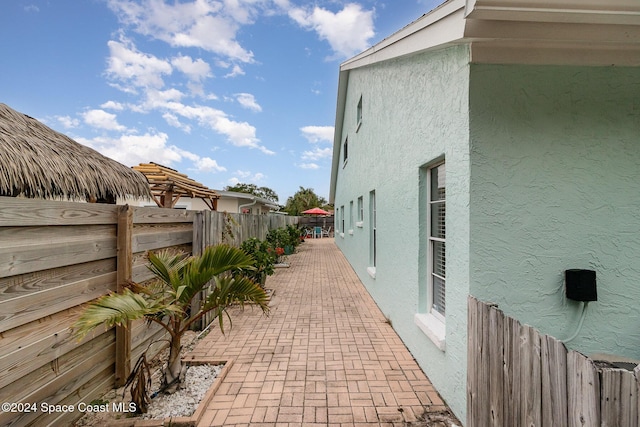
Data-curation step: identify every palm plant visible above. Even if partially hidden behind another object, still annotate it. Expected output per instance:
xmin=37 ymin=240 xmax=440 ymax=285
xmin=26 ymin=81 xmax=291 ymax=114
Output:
xmin=73 ymin=244 xmax=270 ymax=395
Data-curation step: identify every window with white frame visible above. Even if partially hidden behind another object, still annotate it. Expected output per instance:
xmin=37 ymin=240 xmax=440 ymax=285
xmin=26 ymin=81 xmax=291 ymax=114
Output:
xmin=349 ymin=200 xmax=354 ymax=233
xmin=357 ymin=196 xmax=363 ymax=224
xmin=415 ymin=161 xmax=446 ymax=350
xmin=340 ymin=205 xmax=345 ymax=234
xmin=428 ymin=163 xmax=446 ymax=317
xmin=369 ymin=190 xmax=376 ymax=268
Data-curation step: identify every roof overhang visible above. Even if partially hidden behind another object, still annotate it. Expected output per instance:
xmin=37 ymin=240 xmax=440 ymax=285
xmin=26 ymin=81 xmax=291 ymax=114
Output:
xmin=329 ymin=0 xmax=640 ymax=202
xmin=217 ymin=190 xmax=280 ymax=211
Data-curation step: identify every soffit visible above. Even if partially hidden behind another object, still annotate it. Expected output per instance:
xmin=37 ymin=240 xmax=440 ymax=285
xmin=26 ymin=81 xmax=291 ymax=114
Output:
xmin=466 ymin=0 xmax=640 ymax=25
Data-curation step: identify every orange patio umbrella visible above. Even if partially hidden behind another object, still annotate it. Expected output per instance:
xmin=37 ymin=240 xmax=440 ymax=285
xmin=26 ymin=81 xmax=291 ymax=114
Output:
xmin=302 ymin=207 xmax=330 ymax=215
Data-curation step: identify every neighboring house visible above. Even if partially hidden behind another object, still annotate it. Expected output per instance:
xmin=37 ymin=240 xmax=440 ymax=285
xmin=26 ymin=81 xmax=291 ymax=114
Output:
xmin=329 ymin=0 xmax=640 ymax=421
xmin=216 ymin=190 xmax=280 ymax=214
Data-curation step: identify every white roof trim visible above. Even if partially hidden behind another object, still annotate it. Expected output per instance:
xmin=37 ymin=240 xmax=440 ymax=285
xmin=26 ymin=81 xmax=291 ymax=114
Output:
xmin=341 ymin=0 xmax=466 ymax=71
xmin=339 ymin=0 xmax=640 ymax=71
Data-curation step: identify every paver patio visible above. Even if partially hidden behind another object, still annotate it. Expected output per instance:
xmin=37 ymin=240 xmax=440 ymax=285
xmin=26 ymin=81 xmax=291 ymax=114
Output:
xmin=190 ymin=238 xmax=451 ymax=426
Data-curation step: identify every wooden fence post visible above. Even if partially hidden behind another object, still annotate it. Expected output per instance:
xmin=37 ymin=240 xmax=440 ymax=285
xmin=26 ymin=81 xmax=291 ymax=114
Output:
xmin=115 ymin=204 xmax=133 ymax=387
xmin=191 ymin=211 xmax=204 ymax=331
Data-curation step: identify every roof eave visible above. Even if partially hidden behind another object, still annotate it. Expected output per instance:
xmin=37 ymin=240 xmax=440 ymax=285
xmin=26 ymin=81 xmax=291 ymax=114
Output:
xmin=340 ymin=0 xmax=467 ymax=72
xmin=329 ymin=70 xmax=349 ymax=204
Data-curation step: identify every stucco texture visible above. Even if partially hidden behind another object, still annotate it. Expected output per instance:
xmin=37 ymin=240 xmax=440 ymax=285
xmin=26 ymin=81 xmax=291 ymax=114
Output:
xmin=333 ymin=44 xmax=470 ymax=420
xmin=469 ymin=64 xmax=640 ymax=360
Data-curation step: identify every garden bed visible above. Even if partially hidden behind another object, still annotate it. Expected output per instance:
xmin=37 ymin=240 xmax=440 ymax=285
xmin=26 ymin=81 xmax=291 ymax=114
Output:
xmin=74 ymin=332 xmax=232 ymax=426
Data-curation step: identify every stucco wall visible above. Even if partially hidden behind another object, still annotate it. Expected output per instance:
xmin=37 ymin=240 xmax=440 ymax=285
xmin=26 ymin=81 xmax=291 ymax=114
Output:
xmin=469 ymin=64 xmax=640 ymax=360
xmin=218 ymin=198 xmax=241 ymax=213
xmin=333 ymin=44 xmax=470 ymax=420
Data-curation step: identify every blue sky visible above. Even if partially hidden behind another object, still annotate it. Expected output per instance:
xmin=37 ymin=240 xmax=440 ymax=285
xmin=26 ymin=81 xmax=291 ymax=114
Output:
xmin=1 ymin=0 xmax=442 ymax=204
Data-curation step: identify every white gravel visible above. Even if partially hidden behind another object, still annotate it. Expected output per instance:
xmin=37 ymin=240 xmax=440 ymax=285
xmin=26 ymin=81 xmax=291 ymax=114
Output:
xmin=142 ymin=363 xmax=224 ymax=420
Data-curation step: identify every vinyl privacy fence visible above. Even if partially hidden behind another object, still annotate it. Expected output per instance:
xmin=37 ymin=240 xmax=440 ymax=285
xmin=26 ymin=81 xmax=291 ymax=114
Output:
xmin=467 ymin=296 xmax=640 ymax=427
xmin=0 ymin=197 xmax=297 ymax=426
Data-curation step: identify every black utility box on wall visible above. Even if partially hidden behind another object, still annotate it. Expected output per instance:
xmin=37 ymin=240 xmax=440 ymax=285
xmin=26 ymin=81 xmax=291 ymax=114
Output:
xmin=565 ymin=269 xmax=597 ymax=301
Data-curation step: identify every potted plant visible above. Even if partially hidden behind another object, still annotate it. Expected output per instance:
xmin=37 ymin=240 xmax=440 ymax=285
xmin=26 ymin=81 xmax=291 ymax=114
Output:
xmin=73 ymin=244 xmax=270 ymax=411
xmin=285 ymin=224 xmax=301 ymax=254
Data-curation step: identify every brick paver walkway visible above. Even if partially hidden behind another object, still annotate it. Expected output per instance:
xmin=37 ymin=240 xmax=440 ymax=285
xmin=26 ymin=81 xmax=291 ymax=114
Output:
xmin=191 ymin=238 xmax=449 ymax=426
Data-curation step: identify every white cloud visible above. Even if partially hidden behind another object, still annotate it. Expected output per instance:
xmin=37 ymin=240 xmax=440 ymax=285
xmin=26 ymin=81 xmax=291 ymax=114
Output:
xmin=299 ymin=162 xmax=319 ymax=170
xmin=171 ymin=54 xmax=212 ymax=81
xmin=144 ymin=88 xmax=185 ymax=107
xmin=302 ymin=147 xmax=333 ymax=161
xmin=107 ymin=0 xmax=255 ymax=63
xmin=162 ymin=112 xmax=192 ymax=132
xmin=224 ymin=64 xmax=245 ymax=78
xmin=300 ymin=125 xmax=334 ymax=143
xmin=231 ymin=170 xmax=265 ymax=183
xmin=235 ymin=93 xmax=262 ymax=112
xmin=142 ymin=101 xmax=274 ymax=154
xmin=56 ymin=115 xmax=79 ymax=129
xmin=289 ymin=3 xmax=375 ymax=59
xmin=106 ymin=37 xmax=172 ymax=90
xmin=216 ymin=116 xmax=273 ymax=154
xmin=77 ymin=131 xmax=226 ymax=174
xmin=196 ymin=157 xmax=226 ymax=172
xmin=82 ymin=109 xmax=127 ymax=131
xmin=76 ymin=131 xmax=180 ymax=166
xmin=101 ymin=100 xmax=125 ymax=110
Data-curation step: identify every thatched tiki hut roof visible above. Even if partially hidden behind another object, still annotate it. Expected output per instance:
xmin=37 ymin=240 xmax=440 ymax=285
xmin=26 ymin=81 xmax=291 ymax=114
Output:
xmin=0 ymin=103 xmax=151 ymax=202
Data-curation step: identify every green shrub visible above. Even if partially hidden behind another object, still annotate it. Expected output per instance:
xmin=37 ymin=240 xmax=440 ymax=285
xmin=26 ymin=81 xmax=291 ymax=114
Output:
xmin=239 ymin=237 xmax=276 ymax=286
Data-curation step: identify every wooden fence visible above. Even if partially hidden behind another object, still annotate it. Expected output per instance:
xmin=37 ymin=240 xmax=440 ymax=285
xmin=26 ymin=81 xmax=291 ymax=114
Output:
xmin=467 ymin=296 xmax=640 ymax=427
xmin=0 ymin=197 xmax=297 ymax=426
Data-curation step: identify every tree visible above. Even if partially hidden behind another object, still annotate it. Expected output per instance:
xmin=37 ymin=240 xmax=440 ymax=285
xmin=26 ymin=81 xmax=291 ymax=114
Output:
xmin=284 ymin=186 xmax=328 ymax=216
xmin=73 ymin=245 xmax=269 ymax=399
xmin=224 ymin=183 xmax=279 ymax=203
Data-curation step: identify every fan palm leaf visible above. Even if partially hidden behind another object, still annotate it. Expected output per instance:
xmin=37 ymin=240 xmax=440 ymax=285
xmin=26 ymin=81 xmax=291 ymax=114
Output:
xmin=147 ymin=250 xmax=189 ymax=289
xmin=177 ymin=245 xmax=256 ymax=306
xmin=73 ymin=288 xmax=181 ymax=339
xmin=199 ymin=274 xmax=269 ymax=334
xmin=73 ymin=243 xmax=269 ymax=397
xmin=195 ymin=244 xmax=256 ymax=277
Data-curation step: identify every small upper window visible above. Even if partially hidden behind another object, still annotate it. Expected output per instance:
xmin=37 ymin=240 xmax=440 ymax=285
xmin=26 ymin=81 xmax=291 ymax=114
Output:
xmin=343 ymin=137 xmax=348 ymax=165
xmin=356 ymin=96 xmax=363 ymax=131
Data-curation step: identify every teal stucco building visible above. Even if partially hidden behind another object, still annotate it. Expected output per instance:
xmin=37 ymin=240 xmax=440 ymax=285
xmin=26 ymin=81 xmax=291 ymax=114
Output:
xmin=329 ymin=0 xmax=640 ymax=421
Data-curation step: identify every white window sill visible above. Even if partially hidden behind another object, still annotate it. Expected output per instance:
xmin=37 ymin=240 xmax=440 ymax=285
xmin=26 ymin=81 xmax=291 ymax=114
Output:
xmin=367 ymin=266 xmax=376 ymax=279
xmin=339 ymin=232 xmax=345 ymax=238
xmin=348 ymin=229 xmax=354 ymax=235
xmin=355 ymin=221 xmax=363 ymax=228
xmin=415 ymin=313 xmax=446 ymax=351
